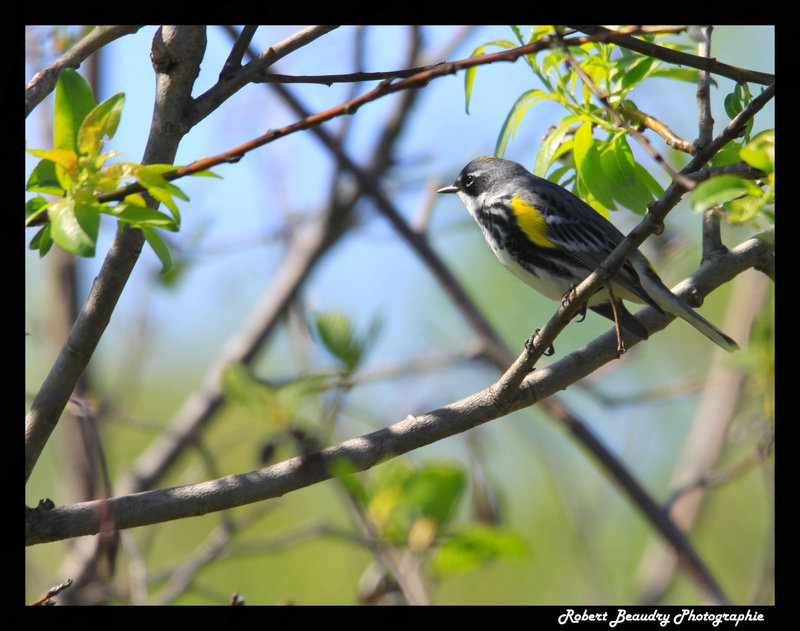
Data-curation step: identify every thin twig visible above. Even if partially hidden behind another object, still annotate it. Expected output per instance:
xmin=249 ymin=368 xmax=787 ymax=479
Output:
xmin=557 ymin=35 xmax=696 ymax=190
xmin=604 ymin=281 xmax=626 ymax=354
xmin=570 ymin=26 xmax=774 ymax=86
xmin=619 ymin=106 xmax=695 ymax=154
xmin=25 ymin=25 xmax=144 ymax=117
xmin=254 ymin=63 xmax=448 ymax=85
xmin=694 ymin=26 xmax=715 ymax=149
xmin=28 ymin=578 xmax=74 ymax=606
xmin=218 ymin=25 xmax=258 ymax=80
xmin=665 ymin=440 xmax=774 ymax=512
xmin=694 ymin=26 xmax=726 ymax=261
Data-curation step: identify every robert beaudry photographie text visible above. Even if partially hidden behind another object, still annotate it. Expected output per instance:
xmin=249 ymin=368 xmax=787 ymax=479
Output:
xmin=558 ymin=608 xmax=765 ymax=627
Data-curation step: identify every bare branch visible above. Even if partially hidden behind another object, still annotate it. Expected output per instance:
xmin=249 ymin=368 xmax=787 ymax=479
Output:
xmin=25 ymin=237 xmax=773 ymax=603
xmin=252 ymin=63 xmax=448 ymax=85
xmin=25 ymin=25 xmax=144 ymax=117
xmin=218 ymin=25 xmax=258 ymax=80
xmin=694 ymin=25 xmax=715 ymax=148
xmin=190 ymin=25 xmax=339 ymax=125
xmin=570 ymin=25 xmax=775 ymax=85
xmin=619 ymin=106 xmax=695 ymax=154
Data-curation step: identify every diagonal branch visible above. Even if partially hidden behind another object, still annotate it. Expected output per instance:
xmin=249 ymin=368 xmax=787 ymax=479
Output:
xmin=190 ymin=25 xmax=339 ymax=125
xmin=570 ymin=25 xmax=775 ymax=86
xmin=491 ymin=78 xmax=775 ymax=402
xmin=25 ymin=25 xmax=144 ymax=117
xmin=252 ymin=63 xmax=449 ymax=85
xmin=112 ymin=28 xmax=427 ymax=498
xmin=26 ymin=237 xmax=773 ymax=602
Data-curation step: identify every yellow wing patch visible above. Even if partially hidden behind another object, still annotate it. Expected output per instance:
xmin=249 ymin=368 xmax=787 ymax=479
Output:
xmin=510 ymin=196 xmax=556 ymax=248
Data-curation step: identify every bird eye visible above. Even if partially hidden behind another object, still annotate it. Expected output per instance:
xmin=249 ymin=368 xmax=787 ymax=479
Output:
xmin=464 ymin=175 xmax=475 ymax=189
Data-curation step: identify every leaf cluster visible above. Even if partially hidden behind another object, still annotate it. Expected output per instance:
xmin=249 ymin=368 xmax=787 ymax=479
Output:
xmin=222 ymin=307 xmax=529 ymax=577
xmin=693 ymin=129 xmax=775 ymax=225
xmin=25 ymin=69 xmax=212 ymax=272
xmin=333 ymin=458 xmax=529 ymax=575
xmin=465 ymin=26 xmax=774 ymax=225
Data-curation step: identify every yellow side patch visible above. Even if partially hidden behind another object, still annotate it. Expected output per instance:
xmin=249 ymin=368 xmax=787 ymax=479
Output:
xmin=510 ymin=196 xmax=556 ymax=248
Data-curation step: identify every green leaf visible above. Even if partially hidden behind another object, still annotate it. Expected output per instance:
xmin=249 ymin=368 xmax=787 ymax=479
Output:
xmin=631 ymin=160 xmax=664 ymax=199
xmin=54 ymin=69 xmax=97 ymax=152
xmin=222 ymin=363 xmax=328 ymax=429
xmin=188 ymin=169 xmax=223 ymax=178
xmin=709 ymin=142 xmax=744 ymax=167
xmin=97 ymin=161 xmax=141 ymax=183
xmin=723 ymin=190 xmax=773 ymax=224
xmin=315 ymin=311 xmax=362 ymax=371
xmin=136 ymin=164 xmax=187 ymax=201
xmin=105 ymin=201 xmax=179 ymax=231
xmin=77 ymin=93 xmax=125 ymax=158
xmin=649 ymin=67 xmax=703 ymax=84
xmin=724 ymin=82 xmax=752 ymax=121
xmin=740 ymin=129 xmax=774 ymax=173
xmin=28 ymin=224 xmax=54 ymax=257
xmin=26 ymin=148 xmax=79 ymax=179
xmin=600 ymin=135 xmax=659 ymax=213
xmin=134 ymin=166 xmax=187 ymax=225
xmin=464 ymin=40 xmax=517 ymax=114
xmin=617 ymin=55 xmax=656 ymax=95
xmin=402 ymin=464 xmax=466 ymax=527
xmin=141 ymin=226 xmax=173 ymax=273
xmin=494 ymin=89 xmax=547 ymax=158
xmin=48 ymin=196 xmax=98 ymax=257
xmin=26 ymin=158 xmax=66 ymax=195
xmin=547 ymin=163 xmax=576 ymax=188
xmin=723 ymin=83 xmax=754 ymax=138
xmin=25 ymin=196 xmax=50 ymax=224
xmin=432 ymin=525 xmax=530 ymax=575
xmin=573 ymin=122 xmax=616 ymax=210
xmin=691 ymin=175 xmax=762 ymax=212
xmin=724 ymin=91 xmax=742 ymax=120
xmin=534 ymin=116 xmax=580 ymax=177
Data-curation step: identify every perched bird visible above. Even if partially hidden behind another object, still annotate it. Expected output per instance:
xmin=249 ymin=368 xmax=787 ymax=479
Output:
xmin=438 ymin=156 xmax=738 ymax=352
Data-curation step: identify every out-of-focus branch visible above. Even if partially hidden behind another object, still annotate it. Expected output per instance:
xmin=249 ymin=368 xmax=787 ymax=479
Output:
xmin=27 ymin=236 xmax=773 ymax=603
xmin=636 ymin=271 xmax=773 ymax=604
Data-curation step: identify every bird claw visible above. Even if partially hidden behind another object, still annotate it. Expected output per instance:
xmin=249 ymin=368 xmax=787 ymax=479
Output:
xmin=526 ymin=329 xmax=555 ymax=356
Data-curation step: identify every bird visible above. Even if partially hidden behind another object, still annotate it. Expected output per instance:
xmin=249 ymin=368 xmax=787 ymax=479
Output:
xmin=438 ymin=156 xmax=739 ymax=352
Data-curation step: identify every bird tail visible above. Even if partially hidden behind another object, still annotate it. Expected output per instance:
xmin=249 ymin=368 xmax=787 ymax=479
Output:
xmin=640 ymin=271 xmax=739 ymax=353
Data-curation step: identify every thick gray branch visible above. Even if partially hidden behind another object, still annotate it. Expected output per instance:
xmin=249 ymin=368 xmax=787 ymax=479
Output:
xmin=25 ymin=234 xmax=773 ymax=546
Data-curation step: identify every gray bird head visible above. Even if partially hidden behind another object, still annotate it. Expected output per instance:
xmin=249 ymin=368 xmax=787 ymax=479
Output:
xmin=438 ymin=156 xmax=533 ymax=209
